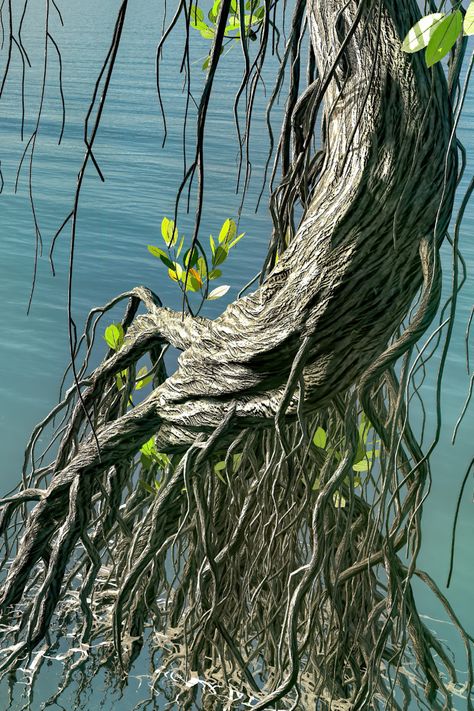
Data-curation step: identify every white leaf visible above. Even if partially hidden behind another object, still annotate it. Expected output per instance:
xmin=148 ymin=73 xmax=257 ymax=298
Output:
xmin=465 ymin=2 xmax=474 ymax=35
xmin=401 ymin=13 xmax=444 ymax=53
xmin=207 ymin=284 xmax=230 ymax=300
xmin=185 ymin=676 xmax=200 ymax=687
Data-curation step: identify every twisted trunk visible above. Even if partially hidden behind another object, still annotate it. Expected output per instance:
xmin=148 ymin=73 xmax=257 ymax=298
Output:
xmin=111 ymin=0 xmax=455 ymax=451
xmin=0 ymin=0 xmax=458 ymax=696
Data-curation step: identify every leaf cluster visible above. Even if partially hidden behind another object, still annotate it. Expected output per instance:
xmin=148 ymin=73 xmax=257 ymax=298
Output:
xmin=190 ymin=0 xmax=265 ymax=69
xmin=402 ymin=4 xmax=473 ymax=67
xmin=312 ymin=414 xmax=380 ymax=508
xmin=148 ymin=216 xmax=245 ymax=304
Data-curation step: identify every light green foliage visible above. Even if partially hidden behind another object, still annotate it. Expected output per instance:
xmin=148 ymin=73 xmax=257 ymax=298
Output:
xmin=189 ymin=0 xmax=266 ymax=70
xmin=103 ymin=321 xmax=155 ymax=399
xmin=313 ymin=427 xmax=327 ymax=449
xmin=214 ymin=452 xmax=242 ymax=482
xmin=425 ymin=11 xmax=463 ymax=67
xmin=161 ymin=217 xmax=178 ymax=247
xmin=402 ymin=5 xmax=470 ymax=67
xmin=104 ymin=323 xmax=124 ymax=350
xmin=115 ymin=369 xmax=128 ymax=391
xmin=139 ymin=438 xmax=171 ymax=494
xmin=140 ymin=437 xmax=170 ymax=470
xmin=401 ymin=13 xmax=445 ymax=53
xmin=465 ymin=2 xmax=474 ymax=34
xmin=311 ymin=414 xmax=380 ymax=507
xmin=147 ymin=216 xmax=246 ymax=305
xmin=135 ymin=366 xmax=153 ymax=390
xmin=101 ymin=328 xmax=170 ymax=490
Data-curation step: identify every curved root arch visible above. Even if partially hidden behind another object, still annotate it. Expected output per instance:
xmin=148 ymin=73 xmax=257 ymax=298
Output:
xmin=1 ymin=0 xmax=472 ymax=709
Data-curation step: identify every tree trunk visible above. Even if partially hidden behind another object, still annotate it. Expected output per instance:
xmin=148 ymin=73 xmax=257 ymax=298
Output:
xmin=144 ymin=0 xmax=456 ymax=451
xmin=0 ymin=0 xmax=459 ymax=706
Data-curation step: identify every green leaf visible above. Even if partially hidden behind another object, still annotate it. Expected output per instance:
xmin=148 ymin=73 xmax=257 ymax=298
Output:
xmin=232 ymin=452 xmax=242 ymax=471
xmin=208 ymin=268 xmax=222 ymax=280
xmin=401 ymin=13 xmax=444 ymax=53
xmin=159 ymin=253 xmax=175 ymax=270
xmin=464 ymin=2 xmax=474 ymax=35
xmin=202 ymin=55 xmax=210 ymax=71
xmin=213 ymin=245 xmax=228 ymax=266
xmin=183 ymin=268 xmax=202 ymax=292
xmin=196 ymin=257 xmax=208 ymax=279
xmin=425 ymin=11 xmax=463 ymax=67
xmin=190 ymin=4 xmax=206 ymax=28
xmin=104 ymin=323 xmax=124 ymax=351
xmin=207 ymin=284 xmax=230 ymax=300
xmin=209 ymin=234 xmax=216 ymax=255
xmin=155 ymin=452 xmax=170 ymax=469
xmin=225 ymin=17 xmax=240 ymax=32
xmin=140 ymin=438 xmax=169 ymax=473
xmin=208 ymin=0 xmax=221 ymax=22
xmin=140 ymin=479 xmax=156 ymax=494
xmin=200 ymin=26 xmax=215 ymax=39
xmin=190 ymin=4 xmax=204 ymax=21
xmin=244 ymin=14 xmax=261 ymax=26
xmin=189 ymin=277 xmax=202 ymax=292
xmin=214 ymin=460 xmax=227 ymax=483
xmin=147 ymin=245 xmax=168 ymax=260
xmin=313 ymin=427 xmax=327 ymax=449
xmin=168 ymin=262 xmax=183 ymax=282
xmin=183 ymin=247 xmax=199 ymax=268
xmin=218 ymin=218 xmax=237 ymax=244
xmin=189 ymin=268 xmax=203 ymax=288
xmin=135 ymin=366 xmax=153 ymax=390
xmin=353 ymin=450 xmax=380 ymax=472
xmin=140 ymin=437 xmax=156 ymax=458
xmin=161 ymin=217 xmax=178 ymax=247
xmin=229 ymin=232 xmax=245 ymax=249
xmin=176 ymin=235 xmax=185 ymax=257
xmin=333 ymin=491 xmax=346 ymax=508
xmin=116 ymin=369 xmax=128 ymax=390
xmin=358 ymin=413 xmax=372 ymax=444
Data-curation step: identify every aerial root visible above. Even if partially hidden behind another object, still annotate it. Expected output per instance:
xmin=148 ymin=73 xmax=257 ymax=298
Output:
xmin=1 ymin=372 xmax=472 ymax=711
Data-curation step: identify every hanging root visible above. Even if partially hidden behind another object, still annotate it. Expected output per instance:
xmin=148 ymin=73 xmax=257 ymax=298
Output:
xmin=1 ymin=0 xmax=473 ymax=709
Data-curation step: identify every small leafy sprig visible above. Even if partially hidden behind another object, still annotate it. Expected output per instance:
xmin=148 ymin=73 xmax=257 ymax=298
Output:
xmin=147 ymin=216 xmax=245 ymax=306
xmin=100 ymin=213 xmax=247 ymax=489
xmin=312 ymin=414 xmax=380 ymax=508
xmin=402 ymin=3 xmax=473 ymax=67
xmin=103 ymin=322 xmax=153 ymax=394
xmin=190 ymin=0 xmax=266 ymax=70
xmin=103 ymin=324 xmax=169 ymax=493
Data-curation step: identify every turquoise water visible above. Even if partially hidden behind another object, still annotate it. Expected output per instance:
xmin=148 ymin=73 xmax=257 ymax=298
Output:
xmin=0 ymin=1 xmax=472 ymax=708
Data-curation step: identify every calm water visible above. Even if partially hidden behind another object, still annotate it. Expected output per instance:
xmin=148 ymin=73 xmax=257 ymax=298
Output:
xmin=0 ymin=1 xmax=473 ymax=708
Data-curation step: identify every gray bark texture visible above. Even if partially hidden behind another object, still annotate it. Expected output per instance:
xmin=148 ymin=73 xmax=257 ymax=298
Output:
xmin=1 ymin=0 xmax=456 ymax=495
xmin=0 ymin=1 xmax=461 ymax=704
xmin=85 ymin=0 xmax=456 ymax=454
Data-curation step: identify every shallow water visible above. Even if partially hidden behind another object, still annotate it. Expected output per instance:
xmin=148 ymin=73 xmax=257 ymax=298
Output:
xmin=0 ymin=1 xmax=473 ymax=708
